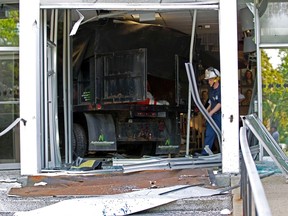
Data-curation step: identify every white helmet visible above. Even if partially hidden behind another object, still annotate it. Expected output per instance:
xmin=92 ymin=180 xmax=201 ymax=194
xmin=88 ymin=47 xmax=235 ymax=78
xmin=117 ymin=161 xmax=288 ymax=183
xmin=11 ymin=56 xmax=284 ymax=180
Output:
xmin=204 ymin=67 xmax=220 ymax=80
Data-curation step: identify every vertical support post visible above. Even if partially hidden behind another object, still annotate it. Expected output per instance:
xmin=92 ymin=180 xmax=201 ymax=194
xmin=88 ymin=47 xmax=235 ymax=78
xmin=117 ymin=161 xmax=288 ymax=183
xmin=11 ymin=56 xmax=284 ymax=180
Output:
xmin=47 ymin=9 xmax=62 ymax=168
xmin=67 ymin=10 xmax=73 ymax=164
xmin=186 ymin=9 xmax=197 ymax=156
xmin=254 ymin=4 xmax=264 ymax=160
xmin=63 ymin=10 xmax=73 ymax=164
xmin=242 ymin=163 xmax=247 ymax=215
xmin=19 ymin=0 xmax=41 ymax=174
xmin=42 ymin=9 xmax=49 ymax=168
xmin=219 ymin=0 xmax=239 ymax=173
xmin=63 ymin=10 xmax=68 ymax=163
xmin=248 ymin=181 xmax=252 ymax=216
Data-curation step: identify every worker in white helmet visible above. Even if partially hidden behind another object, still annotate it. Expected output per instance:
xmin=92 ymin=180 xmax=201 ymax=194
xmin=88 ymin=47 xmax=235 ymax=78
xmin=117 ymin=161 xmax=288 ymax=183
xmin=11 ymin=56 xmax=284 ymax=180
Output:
xmin=199 ymin=67 xmax=221 ymax=155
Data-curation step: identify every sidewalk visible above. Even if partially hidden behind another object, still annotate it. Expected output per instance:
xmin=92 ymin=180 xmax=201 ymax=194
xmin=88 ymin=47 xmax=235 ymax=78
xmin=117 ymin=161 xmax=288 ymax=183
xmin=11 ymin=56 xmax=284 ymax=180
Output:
xmin=0 ymin=168 xmax=287 ymax=215
xmin=231 ymin=173 xmax=288 ymax=216
xmin=0 ymin=168 xmax=232 ymax=215
xmin=0 ymin=170 xmax=69 ymax=215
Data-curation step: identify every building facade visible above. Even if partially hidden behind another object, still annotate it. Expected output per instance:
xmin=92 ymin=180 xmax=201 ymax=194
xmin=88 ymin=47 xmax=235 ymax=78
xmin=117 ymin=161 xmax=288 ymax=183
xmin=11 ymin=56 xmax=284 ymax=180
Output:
xmin=0 ymin=0 xmax=287 ymax=174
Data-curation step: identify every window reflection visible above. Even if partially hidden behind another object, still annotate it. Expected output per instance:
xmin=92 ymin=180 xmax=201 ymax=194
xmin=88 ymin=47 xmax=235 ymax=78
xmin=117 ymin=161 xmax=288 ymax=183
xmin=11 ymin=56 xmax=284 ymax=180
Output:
xmin=262 ymin=48 xmax=288 ymax=147
xmin=0 ymin=51 xmax=20 ymax=163
xmin=260 ymin=2 xmax=288 ymax=43
xmin=0 ymin=9 xmax=19 ymax=46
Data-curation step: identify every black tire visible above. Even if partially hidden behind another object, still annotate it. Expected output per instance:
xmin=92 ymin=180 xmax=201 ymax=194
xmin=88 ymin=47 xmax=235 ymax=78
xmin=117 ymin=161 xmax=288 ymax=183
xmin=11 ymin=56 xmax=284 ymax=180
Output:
xmin=140 ymin=142 xmax=156 ymax=156
xmin=73 ymin=123 xmax=87 ymax=159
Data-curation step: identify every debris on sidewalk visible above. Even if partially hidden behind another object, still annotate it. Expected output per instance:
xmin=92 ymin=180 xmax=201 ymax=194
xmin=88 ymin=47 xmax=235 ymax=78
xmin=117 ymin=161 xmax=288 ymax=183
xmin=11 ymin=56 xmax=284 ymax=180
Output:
xmin=69 ymin=157 xmax=102 ymax=171
xmin=8 ymin=168 xmax=212 ymax=197
xmin=33 ymin=182 xmax=47 ymax=187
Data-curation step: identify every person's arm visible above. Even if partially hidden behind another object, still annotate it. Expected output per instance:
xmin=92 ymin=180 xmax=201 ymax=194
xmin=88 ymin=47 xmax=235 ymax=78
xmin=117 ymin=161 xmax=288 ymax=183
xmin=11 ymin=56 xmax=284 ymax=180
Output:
xmin=239 ymin=92 xmax=245 ymax=103
xmin=206 ymin=103 xmax=211 ymax=112
xmin=209 ymin=103 xmax=221 ymax=116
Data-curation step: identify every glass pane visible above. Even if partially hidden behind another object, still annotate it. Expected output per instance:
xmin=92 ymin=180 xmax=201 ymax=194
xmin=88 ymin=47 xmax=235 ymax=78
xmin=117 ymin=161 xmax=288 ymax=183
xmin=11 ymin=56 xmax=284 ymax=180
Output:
xmin=260 ymin=2 xmax=288 ymax=44
xmin=0 ymin=9 xmax=19 ymax=46
xmin=0 ymin=51 xmax=20 ymax=163
xmin=244 ymin=114 xmax=288 ymax=174
xmin=0 ymin=52 xmax=19 ymax=102
xmin=0 ymin=104 xmax=20 ymax=161
xmin=261 ymin=48 xmax=288 ymax=154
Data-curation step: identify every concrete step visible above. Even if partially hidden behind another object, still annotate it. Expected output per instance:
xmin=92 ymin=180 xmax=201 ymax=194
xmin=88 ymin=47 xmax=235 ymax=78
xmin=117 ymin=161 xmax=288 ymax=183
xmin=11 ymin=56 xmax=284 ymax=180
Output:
xmin=138 ymin=211 xmax=228 ymax=216
xmin=1 ymin=193 xmax=232 ymax=215
xmin=0 ymin=196 xmax=65 ymax=213
xmin=141 ymin=193 xmax=232 ymax=215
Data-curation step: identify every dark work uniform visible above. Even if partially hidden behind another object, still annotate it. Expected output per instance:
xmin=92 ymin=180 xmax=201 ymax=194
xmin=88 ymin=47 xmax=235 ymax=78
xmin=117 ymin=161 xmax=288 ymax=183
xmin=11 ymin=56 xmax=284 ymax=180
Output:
xmin=202 ymin=83 xmax=221 ymax=155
